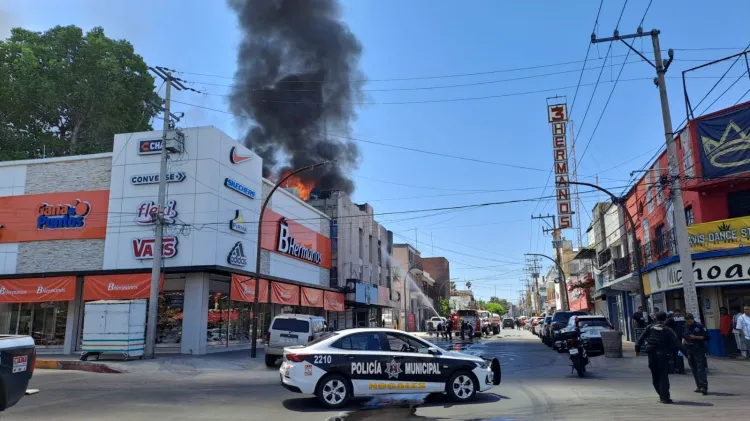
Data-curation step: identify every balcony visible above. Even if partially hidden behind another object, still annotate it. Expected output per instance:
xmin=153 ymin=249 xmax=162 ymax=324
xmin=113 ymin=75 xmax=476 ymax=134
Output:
xmin=641 ymin=228 xmax=677 ymax=266
xmin=597 ymin=248 xmax=612 ymax=268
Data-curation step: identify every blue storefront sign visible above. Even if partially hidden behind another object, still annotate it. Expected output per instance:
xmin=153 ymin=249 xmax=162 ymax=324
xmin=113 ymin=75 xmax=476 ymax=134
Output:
xmin=355 ymin=283 xmax=367 ymax=303
xmin=224 ymin=178 xmax=256 ymax=199
xmin=370 ymin=285 xmax=379 ymax=306
xmin=696 ymin=103 xmax=750 ymax=179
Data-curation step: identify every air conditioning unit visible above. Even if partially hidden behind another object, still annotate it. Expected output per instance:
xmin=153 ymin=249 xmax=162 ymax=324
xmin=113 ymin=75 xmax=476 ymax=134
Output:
xmin=165 ymin=129 xmax=185 ymax=153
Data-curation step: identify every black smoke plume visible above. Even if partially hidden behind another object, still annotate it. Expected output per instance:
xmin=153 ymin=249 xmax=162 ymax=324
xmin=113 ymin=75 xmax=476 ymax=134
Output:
xmin=228 ymin=0 xmax=364 ymax=194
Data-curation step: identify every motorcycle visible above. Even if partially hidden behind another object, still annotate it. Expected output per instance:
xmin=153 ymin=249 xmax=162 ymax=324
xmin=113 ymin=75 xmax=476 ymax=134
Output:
xmin=567 ymin=335 xmax=589 ymax=377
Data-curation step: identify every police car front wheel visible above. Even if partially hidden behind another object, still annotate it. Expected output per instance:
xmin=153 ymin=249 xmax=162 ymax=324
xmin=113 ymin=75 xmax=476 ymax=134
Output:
xmin=447 ymin=371 xmax=477 ymax=402
xmin=315 ymin=374 xmax=351 ymax=409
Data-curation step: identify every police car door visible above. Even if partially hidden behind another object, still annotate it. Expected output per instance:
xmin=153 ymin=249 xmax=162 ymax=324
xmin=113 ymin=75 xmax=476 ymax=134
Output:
xmin=334 ymin=331 xmax=394 ymax=395
xmin=376 ymin=332 xmax=449 ymax=393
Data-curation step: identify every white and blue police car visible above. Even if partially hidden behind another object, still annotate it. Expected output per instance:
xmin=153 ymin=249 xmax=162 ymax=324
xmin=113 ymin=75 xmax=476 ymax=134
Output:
xmin=279 ymin=328 xmax=501 ymax=408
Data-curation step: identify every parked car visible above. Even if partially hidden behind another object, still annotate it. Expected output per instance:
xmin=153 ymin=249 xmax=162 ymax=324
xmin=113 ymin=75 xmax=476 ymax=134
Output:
xmin=426 ymin=316 xmax=446 ymax=332
xmin=557 ymin=315 xmax=614 ymax=355
xmin=0 ymin=335 xmax=36 ymax=412
xmin=539 ymin=315 xmax=552 ymax=342
xmin=502 ymin=318 xmax=515 ymax=329
xmin=265 ymin=314 xmax=327 ymax=367
xmin=544 ymin=311 xmax=588 ymax=347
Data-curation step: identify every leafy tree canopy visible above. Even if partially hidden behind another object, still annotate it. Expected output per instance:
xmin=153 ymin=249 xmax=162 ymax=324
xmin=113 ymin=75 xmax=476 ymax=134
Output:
xmin=486 ymin=302 xmax=505 ymax=315
xmin=0 ymin=25 xmax=160 ymax=160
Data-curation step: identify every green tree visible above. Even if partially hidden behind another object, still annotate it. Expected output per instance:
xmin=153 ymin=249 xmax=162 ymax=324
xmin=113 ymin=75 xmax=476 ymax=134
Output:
xmin=486 ymin=302 xmax=505 ymax=315
xmin=449 ymin=280 xmax=456 ymax=291
xmin=476 ymin=299 xmax=487 ymax=310
xmin=437 ymin=296 xmax=451 ymax=318
xmin=465 ymin=281 xmax=472 ymax=290
xmin=0 ymin=25 xmax=160 ymax=160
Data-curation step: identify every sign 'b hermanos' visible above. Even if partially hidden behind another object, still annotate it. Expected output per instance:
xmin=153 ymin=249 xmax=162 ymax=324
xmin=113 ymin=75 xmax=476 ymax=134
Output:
xmin=277 ymin=220 xmax=322 ymax=265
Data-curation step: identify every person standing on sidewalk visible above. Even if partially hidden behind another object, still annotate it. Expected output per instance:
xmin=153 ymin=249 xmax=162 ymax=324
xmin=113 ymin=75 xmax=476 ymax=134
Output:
xmin=683 ymin=313 xmax=709 ymax=395
xmin=632 ymin=306 xmax=648 ymax=330
xmin=636 ymin=311 xmax=682 ymax=404
xmin=719 ymin=307 xmax=737 ymax=358
xmin=666 ymin=309 xmax=687 ymax=374
xmin=735 ymin=305 xmax=750 ymax=359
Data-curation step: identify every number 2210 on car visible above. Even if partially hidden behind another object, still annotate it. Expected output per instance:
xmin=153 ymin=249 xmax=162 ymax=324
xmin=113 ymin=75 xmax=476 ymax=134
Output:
xmin=279 ymin=328 xmax=501 ymax=408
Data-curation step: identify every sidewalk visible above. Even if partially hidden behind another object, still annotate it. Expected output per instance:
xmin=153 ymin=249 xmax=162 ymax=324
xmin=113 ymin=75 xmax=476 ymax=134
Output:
xmin=35 ymin=348 xmax=275 ymax=375
xmin=590 ymin=341 xmax=750 ymax=376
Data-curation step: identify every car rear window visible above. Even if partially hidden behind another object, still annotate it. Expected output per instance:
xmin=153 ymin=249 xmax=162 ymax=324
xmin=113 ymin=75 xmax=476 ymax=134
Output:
xmin=578 ymin=318 xmax=609 ymax=328
xmin=272 ymin=318 xmax=310 ymax=333
xmin=553 ymin=311 xmax=587 ymax=324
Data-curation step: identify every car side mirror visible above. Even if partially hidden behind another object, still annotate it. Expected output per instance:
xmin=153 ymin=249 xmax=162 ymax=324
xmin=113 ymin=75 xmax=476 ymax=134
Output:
xmin=428 ymin=347 xmax=441 ymax=355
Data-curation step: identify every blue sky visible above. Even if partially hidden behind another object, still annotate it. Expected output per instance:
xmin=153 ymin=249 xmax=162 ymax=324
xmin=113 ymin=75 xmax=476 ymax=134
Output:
xmin=3 ymin=0 xmax=750 ymax=303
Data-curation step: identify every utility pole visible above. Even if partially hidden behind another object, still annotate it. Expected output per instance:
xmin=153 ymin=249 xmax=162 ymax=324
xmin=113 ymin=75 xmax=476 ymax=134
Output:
xmin=593 ymin=28 xmax=699 ymax=318
xmin=145 ymin=67 xmax=186 ymax=359
xmin=531 ymin=214 xmax=569 ymax=310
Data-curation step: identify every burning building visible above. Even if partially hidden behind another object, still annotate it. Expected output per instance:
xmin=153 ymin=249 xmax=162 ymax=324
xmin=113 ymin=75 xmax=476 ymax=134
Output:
xmin=228 ymin=0 xmax=365 ymax=196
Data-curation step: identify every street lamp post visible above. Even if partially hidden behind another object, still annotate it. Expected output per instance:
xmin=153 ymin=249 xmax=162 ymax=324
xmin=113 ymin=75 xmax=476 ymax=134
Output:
xmin=250 ymin=161 xmax=329 ymax=358
xmin=524 ymin=253 xmax=569 ymax=309
xmin=558 ymin=181 xmax=648 ymax=314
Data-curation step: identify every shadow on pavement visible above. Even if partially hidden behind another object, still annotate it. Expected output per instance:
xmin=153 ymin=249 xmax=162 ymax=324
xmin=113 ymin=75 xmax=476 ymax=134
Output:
xmin=419 ymin=392 xmax=508 ymax=408
xmin=282 ymin=397 xmax=370 ymax=413
xmin=672 ymin=401 xmax=714 ymax=407
xmin=708 ymin=392 xmax=738 ymax=397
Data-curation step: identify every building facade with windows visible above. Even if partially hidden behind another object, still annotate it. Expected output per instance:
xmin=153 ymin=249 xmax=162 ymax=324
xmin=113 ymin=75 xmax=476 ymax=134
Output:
xmin=621 ymin=101 xmax=750 ymax=355
xmin=307 ymin=192 xmax=396 ymax=330
xmin=0 ymin=126 xmax=344 ymax=355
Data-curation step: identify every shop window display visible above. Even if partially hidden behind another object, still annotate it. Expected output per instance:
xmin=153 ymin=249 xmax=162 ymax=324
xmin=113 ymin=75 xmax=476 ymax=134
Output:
xmin=207 ymin=291 xmax=230 ymax=347
xmin=3 ymin=302 xmax=67 ymax=348
xmin=157 ymin=291 xmax=184 ymax=346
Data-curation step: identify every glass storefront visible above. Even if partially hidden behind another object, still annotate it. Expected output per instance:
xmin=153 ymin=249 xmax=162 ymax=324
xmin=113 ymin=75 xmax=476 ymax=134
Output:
xmin=0 ymin=302 xmax=68 ymax=349
xmin=207 ymin=280 xmax=230 ymax=348
xmin=157 ymin=291 xmax=184 ymax=348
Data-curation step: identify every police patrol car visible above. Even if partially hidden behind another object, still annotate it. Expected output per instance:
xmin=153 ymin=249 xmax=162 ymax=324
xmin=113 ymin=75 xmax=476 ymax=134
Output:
xmin=279 ymin=328 xmax=501 ymax=408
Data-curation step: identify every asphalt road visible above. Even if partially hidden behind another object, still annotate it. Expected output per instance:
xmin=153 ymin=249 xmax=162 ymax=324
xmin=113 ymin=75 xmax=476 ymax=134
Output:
xmin=6 ymin=329 xmax=748 ymax=421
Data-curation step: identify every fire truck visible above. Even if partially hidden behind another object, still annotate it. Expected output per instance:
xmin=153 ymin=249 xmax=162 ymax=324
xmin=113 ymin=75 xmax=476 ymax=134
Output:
xmin=450 ymin=309 xmax=482 ymax=338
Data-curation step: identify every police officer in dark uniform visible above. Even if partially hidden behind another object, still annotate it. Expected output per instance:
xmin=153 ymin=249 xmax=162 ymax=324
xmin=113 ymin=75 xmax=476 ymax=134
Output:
xmin=636 ymin=311 xmax=682 ymax=404
xmin=666 ymin=309 xmax=687 ymax=374
xmin=683 ymin=313 xmax=709 ymax=395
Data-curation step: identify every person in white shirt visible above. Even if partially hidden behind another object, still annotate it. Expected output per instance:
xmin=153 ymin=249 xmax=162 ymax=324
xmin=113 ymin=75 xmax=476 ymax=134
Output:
xmin=735 ymin=305 xmax=750 ymax=359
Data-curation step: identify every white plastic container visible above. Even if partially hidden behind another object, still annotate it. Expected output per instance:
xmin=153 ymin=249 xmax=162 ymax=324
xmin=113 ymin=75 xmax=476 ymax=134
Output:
xmin=81 ymin=299 xmax=146 ymax=359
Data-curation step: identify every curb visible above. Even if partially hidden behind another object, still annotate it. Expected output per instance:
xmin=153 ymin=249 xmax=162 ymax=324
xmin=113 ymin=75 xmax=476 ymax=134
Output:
xmin=35 ymin=360 xmax=122 ymax=374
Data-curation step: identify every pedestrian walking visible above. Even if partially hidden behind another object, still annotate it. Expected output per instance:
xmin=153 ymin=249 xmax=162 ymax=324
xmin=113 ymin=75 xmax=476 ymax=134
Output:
xmin=683 ymin=313 xmax=709 ymax=395
xmin=515 ymin=319 xmax=521 ymax=330
xmin=719 ymin=307 xmax=737 ymax=358
xmin=632 ymin=306 xmax=648 ymax=330
xmin=735 ymin=305 xmax=750 ymax=359
xmin=666 ymin=309 xmax=686 ymax=374
xmin=636 ymin=311 xmax=682 ymax=404
xmin=446 ymin=318 xmax=453 ymax=341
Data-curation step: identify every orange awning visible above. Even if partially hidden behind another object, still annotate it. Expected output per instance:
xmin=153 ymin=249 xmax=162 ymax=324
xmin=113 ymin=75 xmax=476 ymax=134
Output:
xmin=231 ymin=274 xmax=268 ymax=303
xmin=271 ymin=282 xmax=300 ymax=306
xmin=301 ymin=287 xmax=324 ymax=308
xmin=83 ymin=274 xmax=163 ymax=300
xmin=0 ymin=277 xmax=76 ymax=303
xmin=324 ymin=291 xmax=345 ymax=312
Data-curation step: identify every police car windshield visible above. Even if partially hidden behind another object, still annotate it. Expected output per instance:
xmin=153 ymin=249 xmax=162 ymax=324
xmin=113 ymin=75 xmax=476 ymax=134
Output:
xmin=272 ymin=318 xmax=310 ymax=333
xmin=306 ymin=332 xmax=338 ymax=346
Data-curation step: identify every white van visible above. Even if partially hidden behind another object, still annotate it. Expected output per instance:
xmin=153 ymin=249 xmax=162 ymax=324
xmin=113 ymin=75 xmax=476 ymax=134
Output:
xmin=265 ymin=314 xmax=327 ymax=366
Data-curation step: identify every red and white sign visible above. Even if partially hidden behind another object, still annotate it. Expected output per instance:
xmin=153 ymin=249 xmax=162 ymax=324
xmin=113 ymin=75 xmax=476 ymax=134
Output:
xmin=548 ymin=102 xmax=573 ymax=229
xmin=230 ymin=274 xmax=268 ymax=303
xmin=83 ymin=274 xmax=163 ymax=300
xmin=132 ymin=237 xmax=178 ymax=259
xmin=135 ymin=200 xmax=177 ymax=225
xmin=229 ymin=146 xmax=252 ymax=164
xmin=0 ymin=277 xmax=76 ymax=303
xmin=323 ymin=291 xmax=345 ymax=312
xmin=13 ymin=355 xmax=27 ymax=373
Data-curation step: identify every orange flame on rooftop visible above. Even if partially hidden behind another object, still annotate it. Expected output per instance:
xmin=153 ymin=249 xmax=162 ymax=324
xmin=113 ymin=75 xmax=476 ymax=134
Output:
xmin=281 ymin=172 xmax=316 ymax=201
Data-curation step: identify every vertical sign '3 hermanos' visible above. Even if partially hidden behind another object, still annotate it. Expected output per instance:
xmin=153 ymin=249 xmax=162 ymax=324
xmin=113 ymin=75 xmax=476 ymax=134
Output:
xmin=548 ymin=103 xmax=573 ymax=230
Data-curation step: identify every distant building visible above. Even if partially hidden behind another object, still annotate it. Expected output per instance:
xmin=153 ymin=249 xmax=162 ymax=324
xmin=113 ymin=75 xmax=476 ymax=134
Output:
xmin=450 ymin=290 xmax=474 ymax=311
xmin=421 ymin=257 xmax=451 ymax=303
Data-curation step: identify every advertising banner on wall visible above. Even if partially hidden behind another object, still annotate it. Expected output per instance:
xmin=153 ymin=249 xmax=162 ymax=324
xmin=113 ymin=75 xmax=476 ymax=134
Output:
xmin=0 ymin=277 xmax=76 ymax=303
xmin=323 ymin=291 xmax=345 ymax=312
xmin=83 ymin=274 xmax=163 ymax=300
xmin=271 ymin=282 xmax=300 ymax=306
xmin=696 ymin=103 xmax=750 ymax=179
xmin=547 ymin=102 xmax=573 ymax=229
xmin=301 ymin=287 xmax=324 ymax=307
xmin=687 ymin=215 xmax=750 ymax=253
xmin=230 ymin=274 xmax=268 ymax=303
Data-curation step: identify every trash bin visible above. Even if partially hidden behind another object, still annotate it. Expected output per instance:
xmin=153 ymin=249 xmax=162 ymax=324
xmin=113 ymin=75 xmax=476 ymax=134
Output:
xmin=601 ymin=330 xmax=623 ymax=358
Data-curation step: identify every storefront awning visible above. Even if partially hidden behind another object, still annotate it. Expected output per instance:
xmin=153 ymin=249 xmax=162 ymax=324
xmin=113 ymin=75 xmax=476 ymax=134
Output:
xmin=0 ymin=277 xmax=76 ymax=303
xmin=83 ymin=274 xmax=163 ymax=300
